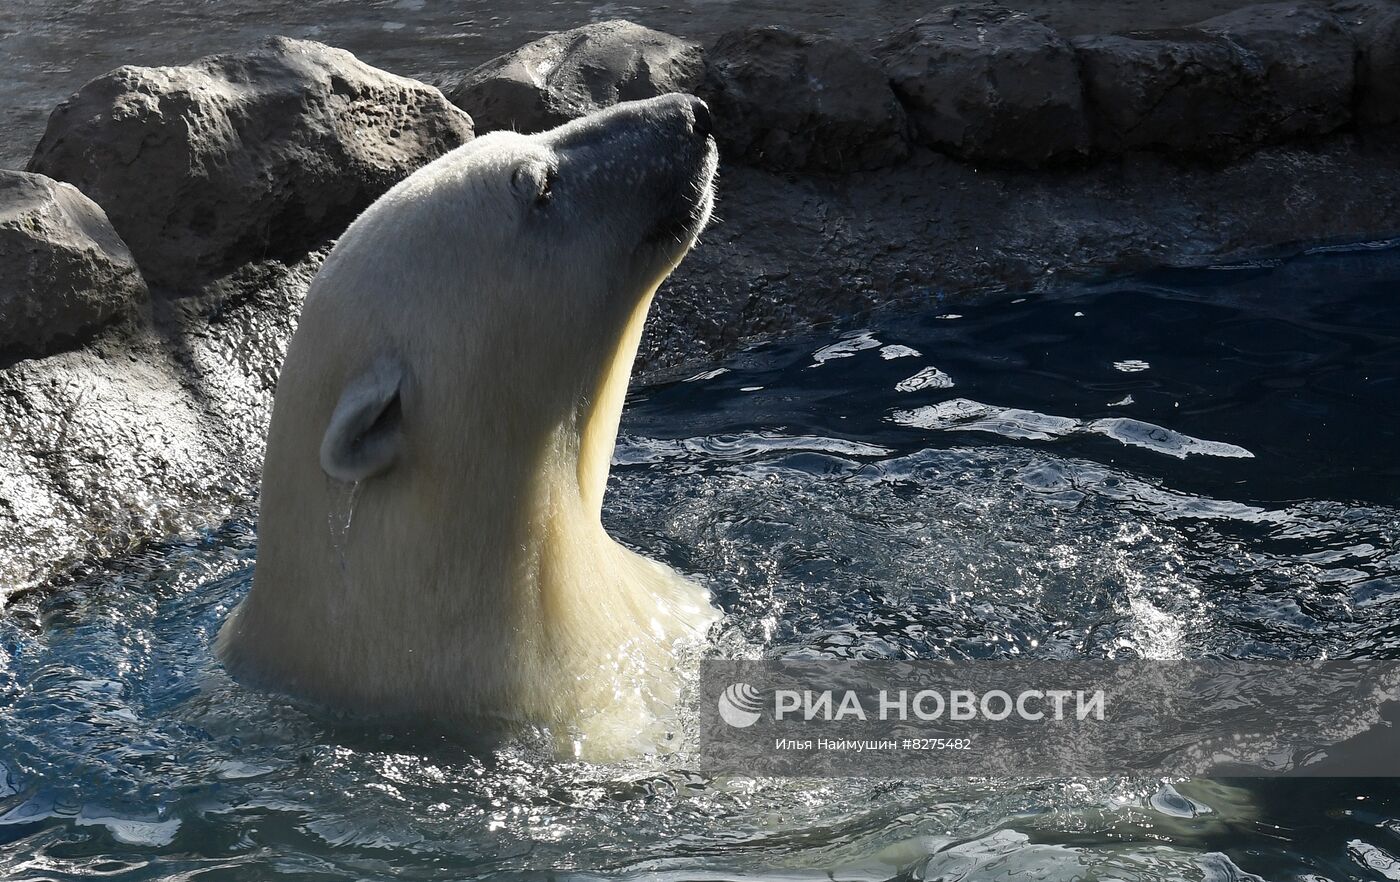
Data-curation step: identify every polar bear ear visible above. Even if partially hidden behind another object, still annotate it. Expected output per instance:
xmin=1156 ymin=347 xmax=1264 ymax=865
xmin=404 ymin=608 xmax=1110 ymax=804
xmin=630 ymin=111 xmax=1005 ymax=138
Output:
xmin=320 ymin=356 xmax=407 ymax=483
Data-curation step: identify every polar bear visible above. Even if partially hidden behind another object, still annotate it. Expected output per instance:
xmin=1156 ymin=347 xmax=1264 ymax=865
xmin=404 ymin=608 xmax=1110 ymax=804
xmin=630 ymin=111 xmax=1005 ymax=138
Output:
xmin=217 ymin=94 xmax=720 ymax=756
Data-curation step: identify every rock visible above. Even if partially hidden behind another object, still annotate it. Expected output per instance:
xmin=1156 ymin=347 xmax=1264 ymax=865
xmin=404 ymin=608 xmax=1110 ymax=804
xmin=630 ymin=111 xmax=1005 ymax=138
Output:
xmin=875 ymin=3 xmax=1090 ymax=167
xmin=445 ymin=20 xmax=705 ymax=133
xmin=1073 ymin=30 xmax=1264 ymax=155
xmin=28 ymin=36 xmax=474 ymax=288
xmin=1330 ymin=0 xmax=1400 ymax=126
xmin=0 ymin=170 xmax=147 ymax=357
xmin=1075 ymin=3 xmax=1356 ymax=158
xmin=703 ymin=27 xmax=908 ymax=172
xmin=0 ymin=255 xmax=312 ymax=598
xmin=1197 ymin=2 xmax=1355 ymax=141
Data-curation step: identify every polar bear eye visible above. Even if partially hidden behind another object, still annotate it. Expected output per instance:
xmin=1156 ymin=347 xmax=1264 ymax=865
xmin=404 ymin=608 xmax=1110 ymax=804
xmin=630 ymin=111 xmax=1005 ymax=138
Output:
xmin=510 ymin=163 xmax=553 ymax=209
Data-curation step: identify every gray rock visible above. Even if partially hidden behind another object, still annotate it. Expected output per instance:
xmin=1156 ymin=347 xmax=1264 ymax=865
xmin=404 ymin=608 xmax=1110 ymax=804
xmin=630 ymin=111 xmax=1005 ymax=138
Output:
xmin=1197 ymin=2 xmax=1355 ymax=141
xmin=875 ymin=2 xmax=1090 ymax=167
xmin=1076 ymin=3 xmax=1357 ymax=158
xmin=703 ymin=27 xmax=909 ymax=172
xmin=0 ymin=255 xmax=311 ymax=598
xmin=1331 ymin=0 xmax=1400 ymax=126
xmin=1074 ymin=29 xmax=1264 ymax=155
xmin=446 ymin=20 xmax=705 ymax=133
xmin=0 ymin=170 xmax=147 ymax=357
xmin=28 ymin=36 xmax=474 ymax=288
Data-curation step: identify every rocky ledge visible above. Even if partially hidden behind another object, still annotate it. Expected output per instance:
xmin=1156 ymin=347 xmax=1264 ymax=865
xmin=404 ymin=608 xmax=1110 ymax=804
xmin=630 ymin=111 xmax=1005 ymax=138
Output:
xmin=3 ymin=1 xmax=1400 ymax=596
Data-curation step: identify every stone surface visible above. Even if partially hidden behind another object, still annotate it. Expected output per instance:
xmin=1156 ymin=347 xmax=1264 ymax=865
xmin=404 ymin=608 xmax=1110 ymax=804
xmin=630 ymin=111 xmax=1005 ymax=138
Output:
xmin=1074 ymin=29 xmax=1263 ymax=155
xmin=702 ymin=27 xmax=908 ymax=172
xmin=1197 ymin=2 xmax=1355 ymax=142
xmin=1331 ymin=0 xmax=1400 ymax=126
xmin=28 ymin=36 xmax=474 ymax=288
xmin=0 ymin=1 xmax=1295 ymax=172
xmin=875 ymin=2 xmax=1090 ymax=167
xmin=445 ymin=20 xmax=705 ymax=133
xmin=0 ymin=170 xmax=147 ymax=357
xmin=1076 ymin=2 xmax=1358 ymax=157
xmin=0 ymin=255 xmax=313 ymax=598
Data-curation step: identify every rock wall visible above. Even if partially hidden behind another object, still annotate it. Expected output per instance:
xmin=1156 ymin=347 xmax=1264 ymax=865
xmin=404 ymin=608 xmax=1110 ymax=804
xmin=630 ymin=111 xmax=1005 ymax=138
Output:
xmin=3 ymin=2 xmax=1400 ymax=596
xmin=434 ymin=1 xmax=1400 ymax=171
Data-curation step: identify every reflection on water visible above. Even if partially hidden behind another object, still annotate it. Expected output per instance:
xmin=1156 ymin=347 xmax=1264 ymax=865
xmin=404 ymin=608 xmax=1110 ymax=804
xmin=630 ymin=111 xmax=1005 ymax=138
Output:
xmin=2 ymin=244 xmax=1399 ymax=879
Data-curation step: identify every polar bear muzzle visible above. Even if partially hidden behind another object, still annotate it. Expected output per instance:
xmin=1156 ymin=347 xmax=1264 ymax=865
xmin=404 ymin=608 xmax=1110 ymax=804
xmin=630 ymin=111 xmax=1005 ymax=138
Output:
xmin=538 ymin=93 xmax=718 ymax=273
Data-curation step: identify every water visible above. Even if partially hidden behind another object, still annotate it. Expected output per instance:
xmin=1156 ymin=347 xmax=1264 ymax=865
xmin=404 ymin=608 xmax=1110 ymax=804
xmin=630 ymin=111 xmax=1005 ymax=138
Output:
xmin=2 ymin=243 xmax=1399 ymax=880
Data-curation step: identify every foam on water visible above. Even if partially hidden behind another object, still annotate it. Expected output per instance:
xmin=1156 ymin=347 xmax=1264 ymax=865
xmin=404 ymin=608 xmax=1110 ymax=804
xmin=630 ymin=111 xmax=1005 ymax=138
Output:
xmin=890 ymin=401 xmax=1253 ymax=458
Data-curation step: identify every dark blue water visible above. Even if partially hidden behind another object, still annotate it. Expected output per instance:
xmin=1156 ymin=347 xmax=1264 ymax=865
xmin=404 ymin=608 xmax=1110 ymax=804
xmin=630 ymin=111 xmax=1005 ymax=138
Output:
xmin=2 ymin=243 xmax=1399 ymax=880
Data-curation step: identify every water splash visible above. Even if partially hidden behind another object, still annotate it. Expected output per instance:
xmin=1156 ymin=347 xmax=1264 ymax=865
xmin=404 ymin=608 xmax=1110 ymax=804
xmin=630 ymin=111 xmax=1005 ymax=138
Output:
xmin=327 ymin=477 xmax=362 ymax=580
xmin=895 ymin=365 xmax=955 ymax=392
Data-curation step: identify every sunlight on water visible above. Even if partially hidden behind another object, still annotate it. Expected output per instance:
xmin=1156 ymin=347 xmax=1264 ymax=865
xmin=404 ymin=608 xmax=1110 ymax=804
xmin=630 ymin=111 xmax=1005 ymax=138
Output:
xmin=1 ymin=245 xmax=1399 ymax=879
xmin=890 ymin=400 xmax=1254 ymax=459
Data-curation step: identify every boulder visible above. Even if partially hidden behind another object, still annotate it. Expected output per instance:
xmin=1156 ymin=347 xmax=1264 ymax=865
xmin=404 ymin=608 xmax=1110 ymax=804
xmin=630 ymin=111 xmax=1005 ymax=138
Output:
xmin=446 ymin=20 xmax=705 ymax=133
xmin=1197 ymin=2 xmax=1355 ymax=141
xmin=1330 ymin=0 xmax=1400 ymax=126
xmin=28 ymin=36 xmax=474 ymax=288
xmin=0 ymin=170 xmax=147 ymax=357
xmin=703 ymin=27 xmax=909 ymax=172
xmin=1073 ymin=30 xmax=1265 ymax=155
xmin=875 ymin=3 xmax=1090 ymax=167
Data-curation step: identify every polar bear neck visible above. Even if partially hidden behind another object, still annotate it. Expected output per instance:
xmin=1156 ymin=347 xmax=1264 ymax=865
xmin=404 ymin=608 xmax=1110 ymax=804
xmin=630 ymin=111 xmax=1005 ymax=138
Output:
xmin=501 ymin=279 xmax=715 ymax=748
xmin=573 ymin=283 xmax=658 ymax=518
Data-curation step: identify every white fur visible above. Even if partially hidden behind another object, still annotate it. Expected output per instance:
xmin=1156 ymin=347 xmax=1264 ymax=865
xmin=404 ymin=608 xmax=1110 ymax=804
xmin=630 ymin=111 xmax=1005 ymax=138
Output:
xmin=218 ymin=98 xmax=719 ymax=757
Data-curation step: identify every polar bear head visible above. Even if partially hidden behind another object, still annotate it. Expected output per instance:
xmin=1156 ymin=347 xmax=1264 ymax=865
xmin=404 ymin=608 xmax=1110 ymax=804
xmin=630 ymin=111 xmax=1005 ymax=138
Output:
xmin=218 ymin=95 xmax=719 ymax=753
